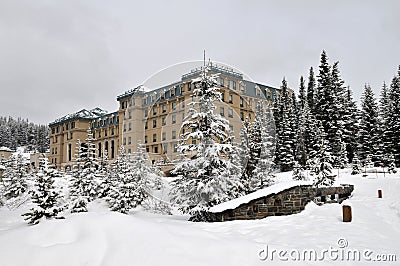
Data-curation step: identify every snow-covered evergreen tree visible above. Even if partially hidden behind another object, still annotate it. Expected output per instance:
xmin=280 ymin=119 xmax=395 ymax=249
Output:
xmin=2 ymin=154 xmax=28 ymax=199
xmin=307 ymin=67 xmax=316 ymax=114
xmin=22 ymin=168 xmax=63 ymax=225
xmin=351 ymin=154 xmax=361 ymax=175
xmin=358 ymin=84 xmax=380 ymax=164
xmin=387 ymin=153 xmax=397 ymax=174
xmin=386 ymin=66 xmax=400 ymax=165
xmin=248 ymin=104 xmax=275 ymax=192
xmin=275 ymin=78 xmax=296 ymax=172
xmin=170 ymin=62 xmax=242 ymax=215
xmin=69 ymin=129 xmax=101 ymax=212
xmin=292 ymin=161 xmax=306 ymax=181
xmin=308 ymin=139 xmax=336 ymax=187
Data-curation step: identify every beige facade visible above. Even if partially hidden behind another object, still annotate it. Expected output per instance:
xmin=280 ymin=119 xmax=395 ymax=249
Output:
xmin=49 ymin=63 xmax=285 ymax=170
xmin=0 ymin=147 xmax=12 ymax=160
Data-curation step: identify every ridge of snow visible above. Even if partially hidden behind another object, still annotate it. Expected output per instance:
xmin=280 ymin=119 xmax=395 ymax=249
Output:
xmin=0 ymin=146 xmax=12 ymax=152
xmin=209 ymin=180 xmax=313 ymax=213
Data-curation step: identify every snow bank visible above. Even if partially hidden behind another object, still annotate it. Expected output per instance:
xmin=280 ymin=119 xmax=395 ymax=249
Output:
xmin=209 ymin=180 xmax=313 ymax=213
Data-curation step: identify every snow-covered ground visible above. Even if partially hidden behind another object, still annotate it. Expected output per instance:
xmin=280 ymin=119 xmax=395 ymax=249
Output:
xmin=0 ymin=169 xmax=399 ymax=266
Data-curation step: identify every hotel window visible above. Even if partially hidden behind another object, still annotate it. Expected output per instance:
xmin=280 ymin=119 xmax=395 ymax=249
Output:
xmin=128 ymin=137 xmax=131 ymax=145
xmin=145 ymin=135 xmax=148 ymax=143
xmin=181 ymin=84 xmax=185 ymax=93
xmin=220 ymin=107 xmax=225 ymax=116
xmin=172 ymin=114 xmax=176 ymax=124
xmin=229 ymin=80 xmax=236 ymax=90
xmin=128 ymin=111 xmax=132 ymax=119
xmin=153 ymin=119 xmax=157 ymax=128
xmin=123 ymin=137 xmax=126 ymax=145
xmin=240 ymin=111 xmax=244 ymax=121
xmin=105 ymin=129 xmax=108 ymax=137
xmin=173 ymin=143 xmax=178 ymax=153
xmin=145 ymin=121 xmax=148 ymax=129
xmin=162 ymin=104 xmax=167 ymax=113
xmin=172 ymin=130 xmax=176 ymax=139
xmin=71 ymin=122 xmax=75 ymax=129
xmin=228 ymin=108 xmax=233 ymax=118
xmin=162 ymin=132 xmax=166 ymax=141
xmin=162 ymin=117 xmax=166 ymax=126
xmin=144 ymin=109 xmax=148 ymax=117
xmin=240 ymin=97 xmax=244 ymax=107
xmin=123 ymin=124 xmax=126 ymax=132
xmin=153 ymin=146 xmax=159 ymax=153
xmin=221 ymin=92 xmax=225 ymax=102
xmin=128 ymin=148 xmax=131 ymax=154
xmin=163 ymin=144 xmax=168 ymax=154
xmin=218 ymin=77 xmax=224 ymax=86
xmin=153 ymin=106 xmax=157 ymax=115
xmin=172 ymin=102 xmax=177 ymax=110
xmin=66 ymin=123 xmax=69 ymax=130
xmin=51 ymin=127 xmax=55 ymax=134
xmin=56 ymin=126 xmax=59 ymax=133
xmin=153 ymin=133 xmax=157 ymax=142
xmin=128 ymin=122 xmax=132 ymax=131
xmin=171 ymin=88 xmax=175 ymax=97
xmin=146 ymin=146 xmax=149 ymax=152
xmin=111 ymin=127 xmax=114 ymax=135
xmin=229 ymin=94 xmax=233 ymax=103
xmin=70 ymin=132 xmax=73 ymax=139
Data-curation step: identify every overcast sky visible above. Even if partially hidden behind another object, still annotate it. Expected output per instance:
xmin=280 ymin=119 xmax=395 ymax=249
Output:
xmin=0 ymin=0 xmax=399 ymax=124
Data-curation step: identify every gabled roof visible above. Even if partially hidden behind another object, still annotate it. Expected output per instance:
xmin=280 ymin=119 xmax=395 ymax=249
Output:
xmin=49 ymin=108 xmax=108 ymax=126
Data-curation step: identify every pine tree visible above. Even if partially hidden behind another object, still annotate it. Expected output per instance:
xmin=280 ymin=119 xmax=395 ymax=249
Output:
xmin=298 ymin=76 xmax=306 ymax=111
xmin=249 ymin=104 xmax=275 ymax=192
xmin=69 ymin=129 xmax=101 ymax=212
xmin=169 ymin=62 xmax=243 ymax=215
xmin=351 ymin=154 xmax=361 ymax=175
xmin=108 ymin=145 xmax=156 ymax=214
xmin=275 ymin=78 xmax=296 ymax=172
xmin=358 ymin=84 xmax=380 ymax=164
xmin=342 ymin=87 xmax=359 ymax=163
xmin=237 ymin=118 xmax=251 ymax=192
xmin=386 ymin=66 xmax=400 ymax=165
xmin=378 ymin=82 xmax=390 ymax=161
xmin=308 ymin=139 xmax=336 ymax=187
xmin=2 ymin=154 xmax=28 ymax=199
xmin=307 ymin=67 xmax=316 ymax=114
xmin=292 ymin=161 xmax=306 ymax=181
xmin=22 ymin=168 xmax=63 ymax=225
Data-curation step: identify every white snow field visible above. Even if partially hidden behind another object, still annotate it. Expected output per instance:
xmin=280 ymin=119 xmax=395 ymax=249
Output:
xmin=0 ymin=170 xmax=399 ymax=266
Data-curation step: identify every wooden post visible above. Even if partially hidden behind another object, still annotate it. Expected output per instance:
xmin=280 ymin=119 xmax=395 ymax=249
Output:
xmin=342 ymin=205 xmax=352 ymax=222
xmin=378 ymin=189 xmax=382 ymax=198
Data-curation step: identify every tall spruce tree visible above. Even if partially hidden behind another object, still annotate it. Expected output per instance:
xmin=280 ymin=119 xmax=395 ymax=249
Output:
xmin=386 ymin=66 xmax=400 ymax=165
xmin=169 ymin=62 xmax=243 ymax=215
xmin=358 ymin=84 xmax=380 ymax=164
xmin=248 ymin=103 xmax=275 ymax=192
xmin=275 ymin=78 xmax=296 ymax=172
xmin=307 ymin=67 xmax=316 ymax=114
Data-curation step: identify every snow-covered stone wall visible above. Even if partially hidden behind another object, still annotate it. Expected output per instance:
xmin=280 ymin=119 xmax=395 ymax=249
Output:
xmin=193 ymin=184 xmax=354 ymax=222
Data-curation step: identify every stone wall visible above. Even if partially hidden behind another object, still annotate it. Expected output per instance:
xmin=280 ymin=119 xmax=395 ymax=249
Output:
xmin=195 ymin=184 xmax=354 ymax=222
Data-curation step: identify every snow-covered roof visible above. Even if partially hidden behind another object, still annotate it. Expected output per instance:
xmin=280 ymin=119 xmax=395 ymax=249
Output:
xmin=209 ymin=180 xmax=313 ymax=213
xmin=0 ymin=147 xmax=12 ymax=152
xmin=50 ymin=108 xmax=108 ymax=125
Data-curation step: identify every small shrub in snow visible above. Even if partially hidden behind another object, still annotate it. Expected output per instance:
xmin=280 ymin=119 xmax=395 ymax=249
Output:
xmin=22 ymin=169 xmax=64 ymax=225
